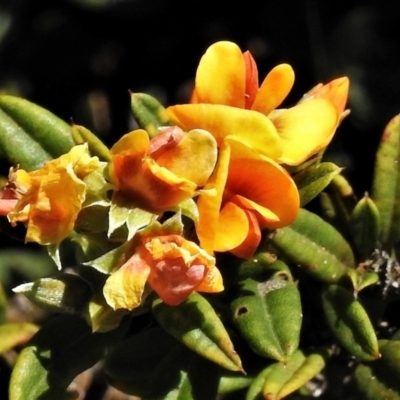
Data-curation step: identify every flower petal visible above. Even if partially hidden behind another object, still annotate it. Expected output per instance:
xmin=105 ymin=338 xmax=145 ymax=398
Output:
xmin=214 ymin=201 xmax=250 ymax=252
xmin=229 ymin=210 xmax=261 ymax=259
xmin=196 ymin=143 xmax=231 ymax=254
xmin=243 ymin=51 xmax=259 ymax=109
xmin=167 ymin=104 xmax=282 ymax=160
xmin=252 ymin=64 xmax=295 ymax=115
xmin=224 ymin=157 xmax=299 ymax=229
xmin=193 ymin=41 xmax=245 ymax=107
xmin=271 ymin=99 xmax=339 ymax=165
xmin=103 ymin=252 xmax=151 ymax=310
xmin=155 ymin=129 xmax=218 ymax=187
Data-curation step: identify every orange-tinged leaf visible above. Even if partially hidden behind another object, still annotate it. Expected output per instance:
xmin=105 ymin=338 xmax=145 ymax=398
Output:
xmin=0 ymin=322 xmax=38 ymax=354
xmin=194 ymin=41 xmax=246 ymax=107
xmin=252 ymin=64 xmax=295 ymax=116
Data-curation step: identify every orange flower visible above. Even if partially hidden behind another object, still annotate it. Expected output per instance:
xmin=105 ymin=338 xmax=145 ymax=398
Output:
xmin=196 ymin=140 xmax=300 ymax=259
xmin=103 ymin=234 xmax=223 ymax=310
xmin=5 ymin=144 xmax=100 ymax=245
xmin=300 ymin=77 xmax=350 ymax=122
xmin=109 ymin=126 xmax=218 ymax=213
xmin=167 ymin=41 xmax=342 ymax=166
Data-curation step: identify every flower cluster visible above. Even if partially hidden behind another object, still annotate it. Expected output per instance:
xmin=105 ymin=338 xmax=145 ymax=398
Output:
xmin=0 ymin=40 xmax=349 ymax=314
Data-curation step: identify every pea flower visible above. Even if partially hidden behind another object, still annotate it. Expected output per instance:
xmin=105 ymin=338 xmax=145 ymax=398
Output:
xmin=103 ymin=233 xmax=223 ymax=310
xmin=167 ymin=41 xmax=344 ymax=166
xmin=1 ymin=144 xmax=100 ymax=245
xmin=196 ymin=140 xmax=300 ymax=259
xmin=109 ymin=126 xmax=218 ymax=214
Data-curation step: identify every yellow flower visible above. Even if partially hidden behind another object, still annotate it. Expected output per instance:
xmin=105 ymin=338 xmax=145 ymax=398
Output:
xmin=109 ymin=126 xmax=218 ymax=213
xmin=6 ymin=144 xmax=100 ymax=245
xmin=103 ymin=234 xmax=223 ymax=310
xmin=196 ymin=140 xmax=299 ymax=258
xmin=167 ymin=41 xmax=342 ymax=166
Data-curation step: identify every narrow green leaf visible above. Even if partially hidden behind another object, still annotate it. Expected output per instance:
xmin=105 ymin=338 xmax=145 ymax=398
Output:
xmin=0 ymin=95 xmax=74 ymax=170
xmin=152 ymin=292 xmax=243 ymax=372
xmin=9 ymin=314 xmax=129 ymax=400
xmin=371 ymin=115 xmax=400 ymax=248
xmin=269 ymin=209 xmax=354 ymax=283
xmin=321 ymin=284 xmax=380 ymax=361
xmin=231 ymin=269 xmax=301 ymax=362
xmin=354 ymin=363 xmax=400 ymax=400
xmin=130 ymin=92 xmax=172 ymax=138
xmin=13 ymin=273 xmax=93 ymax=315
xmin=258 ymin=349 xmax=329 ymax=400
xmin=246 ymin=366 xmax=273 ymax=400
xmin=293 ymin=162 xmax=342 ymax=206
xmin=349 ymin=194 xmax=380 ymax=261
xmin=71 ymin=124 xmax=111 ymax=161
xmin=347 ymin=269 xmax=379 ymax=293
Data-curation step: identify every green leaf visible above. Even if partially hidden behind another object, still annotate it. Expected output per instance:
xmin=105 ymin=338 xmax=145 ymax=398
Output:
xmin=0 ymin=283 xmax=7 ymax=324
xmin=371 ymin=115 xmax=400 ymax=248
xmin=13 ymin=273 xmax=93 ymax=315
xmin=260 ymin=349 xmax=330 ymax=400
xmin=0 ymin=95 xmax=74 ymax=170
xmin=354 ymin=363 xmax=400 ymax=400
xmin=71 ymin=123 xmax=111 ymax=161
xmin=152 ymin=292 xmax=243 ymax=372
xmin=230 ymin=268 xmax=302 ymax=362
xmin=347 ymin=269 xmax=380 ymax=293
xmin=108 ymin=200 xmax=155 ymax=240
xmin=321 ymin=284 xmax=380 ymax=361
xmin=293 ymin=162 xmax=342 ymax=207
xmin=130 ymin=92 xmax=172 ymax=138
xmin=9 ymin=314 xmax=129 ymax=400
xmin=349 ymin=194 xmax=380 ymax=261
xmin=246 ymin=366 xmax=272 ymax=400
xmin=269 ymin=208 xmax=355 ymax=283
xmin=0 ymin=322 xmax=38 ymax=354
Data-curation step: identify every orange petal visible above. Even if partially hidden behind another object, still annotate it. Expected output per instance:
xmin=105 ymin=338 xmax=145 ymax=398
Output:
xmin=243 ymin=51 xmax=259 ymax=109
xmin=224 ymin=157 xmax=299 ymax=229
xmin=103 ymin=252 xmax=151 ymax=311
xmin=24 ymin=170 xmax=85 ymax=245
xmin=195 ymin=264 xmax=224 ymax=293
xmin=155 ymin=129 xmax=218 ymax=187
xmin=230 ymin=194 xmax=279 ymax=225
xmin=194 ymin=41 xmax=245 ymax=107
xmin=229 ymin=210 xmax=261 ymax=259
xmin=110 ymin=129 xmax=149 ymax=157
xmin=304 ymin=77 xmax=350 ymax=115
xmin=117 ymin=157 xmax=197 ymax=213
xmin=252 ymin=64 xmax=295 ymax=115
xmin=167 ymin=104 xmax=282 ymax=160
xmin=196 ymin=143 xmax=231 ymax=254
xmin=214 ymin=201 xmax=249 ymax=252
xmin=271 ymin=99 xmax=339 ymax=165
xmin=145 ymin=236 xmax=219 ymax=305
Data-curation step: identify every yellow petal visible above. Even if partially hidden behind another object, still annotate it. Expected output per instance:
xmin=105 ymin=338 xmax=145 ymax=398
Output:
xmin=167 ymin=104 xmax=282 ymax=160
xmin=252 ymin=64 xmax=295 ymax=115
xmin=24 ymin=169 xmax=86 ymax=244
xmin=196 ymin=143 xmax=231 ymax=254
xmin=194 ymin=41 xmax=246 ymax=107
xmin=110 ymin=129 xmax=149 ymax=157
xmin=103 ymin=252 xmax=151 ymax=311
xmin=225 ymin=157 xmax=299 ymax=229
xmin=271 ymin=99 xmax=339 ymax=165
xmin=155 ymin=129 xmax=218 ymax=187
xmin=214 ymin=201 xmax=249 ymax=252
